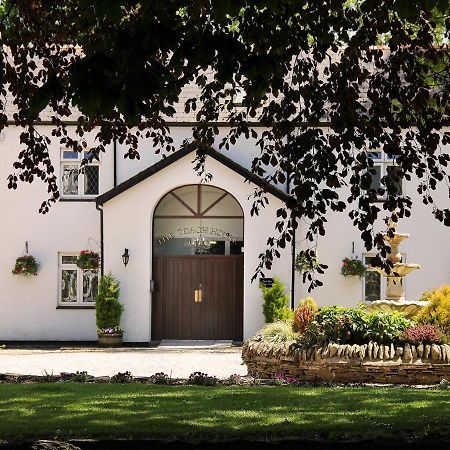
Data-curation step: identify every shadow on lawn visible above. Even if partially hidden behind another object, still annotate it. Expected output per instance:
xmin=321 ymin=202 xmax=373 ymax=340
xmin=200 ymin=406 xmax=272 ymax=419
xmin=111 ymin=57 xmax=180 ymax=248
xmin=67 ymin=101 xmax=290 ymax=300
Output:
xmin=0 ymin=385 xmax=449 ymax=442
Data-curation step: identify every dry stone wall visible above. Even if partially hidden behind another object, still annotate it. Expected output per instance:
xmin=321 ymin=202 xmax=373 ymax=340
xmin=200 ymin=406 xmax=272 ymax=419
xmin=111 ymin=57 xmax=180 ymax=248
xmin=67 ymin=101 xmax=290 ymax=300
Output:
xmin=242 ymin=340 xmax=450 ymax=384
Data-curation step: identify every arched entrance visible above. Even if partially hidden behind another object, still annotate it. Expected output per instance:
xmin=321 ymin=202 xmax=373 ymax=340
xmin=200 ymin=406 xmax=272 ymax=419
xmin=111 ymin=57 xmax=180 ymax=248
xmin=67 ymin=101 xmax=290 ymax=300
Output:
xmin=152 ymin=184 xmax=244 ymax=341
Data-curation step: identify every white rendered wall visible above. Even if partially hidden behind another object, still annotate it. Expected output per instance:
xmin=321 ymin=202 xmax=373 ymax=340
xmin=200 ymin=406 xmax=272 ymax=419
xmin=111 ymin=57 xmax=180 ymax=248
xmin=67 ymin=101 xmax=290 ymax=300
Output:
xmin=0 ymin=126 xmax=114 ymax=341
xmin=103 ymin=153 xmax=291 ymax=342
xmin=116 ymin=127 xmax=287 ymax=191
xmin=293 ymin=165 xmax=450 ymax=308
xmin=0 ymin=122 xmax=449 ymax=341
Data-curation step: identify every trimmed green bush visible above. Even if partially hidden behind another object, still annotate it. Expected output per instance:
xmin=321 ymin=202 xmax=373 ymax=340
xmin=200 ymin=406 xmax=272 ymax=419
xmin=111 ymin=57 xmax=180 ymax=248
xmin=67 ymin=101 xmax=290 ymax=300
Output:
xmin=363 ymin=310 xmax=412 ymax=343
xmin=95 ymin=274 xmax=124 ymax=333
xmin=261 ymin=277 xmax=292 ymax=323
xmin=297 ymin=306 xmax=412 ymax=346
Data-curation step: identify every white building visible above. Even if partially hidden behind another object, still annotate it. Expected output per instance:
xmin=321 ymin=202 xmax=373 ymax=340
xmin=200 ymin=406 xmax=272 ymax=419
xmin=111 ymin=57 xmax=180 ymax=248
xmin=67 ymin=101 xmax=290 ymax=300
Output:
xmin=0 ymin=118 xmax=449 ymax=343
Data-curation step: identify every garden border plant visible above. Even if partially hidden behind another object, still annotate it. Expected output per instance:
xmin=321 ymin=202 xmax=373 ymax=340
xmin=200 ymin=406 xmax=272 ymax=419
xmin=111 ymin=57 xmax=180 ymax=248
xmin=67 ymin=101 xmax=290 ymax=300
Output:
xmin=244 ymin=288 xmax=450 ymax=384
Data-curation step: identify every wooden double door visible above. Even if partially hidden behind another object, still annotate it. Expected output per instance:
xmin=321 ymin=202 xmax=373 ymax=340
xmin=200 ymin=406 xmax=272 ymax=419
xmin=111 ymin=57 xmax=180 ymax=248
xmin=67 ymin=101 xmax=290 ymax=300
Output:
xmin=152 ymin=255 xmax=243 ymax=341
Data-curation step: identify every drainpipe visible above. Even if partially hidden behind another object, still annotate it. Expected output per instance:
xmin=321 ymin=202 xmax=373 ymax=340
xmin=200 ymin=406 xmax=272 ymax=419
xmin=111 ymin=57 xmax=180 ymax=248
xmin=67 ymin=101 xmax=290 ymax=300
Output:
xmin=113 ymin=137 xmax=117 ymax=187
xmin=96 ymin=203 xmax=104 ymax=276
xmin=287 ymin=172 xmax=296 ymax=310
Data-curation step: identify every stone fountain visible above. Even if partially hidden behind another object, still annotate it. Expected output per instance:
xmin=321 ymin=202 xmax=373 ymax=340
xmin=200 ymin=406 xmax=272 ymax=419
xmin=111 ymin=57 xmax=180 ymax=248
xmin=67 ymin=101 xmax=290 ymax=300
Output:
xmin=368 ymin=221 xmax=425 ymax=317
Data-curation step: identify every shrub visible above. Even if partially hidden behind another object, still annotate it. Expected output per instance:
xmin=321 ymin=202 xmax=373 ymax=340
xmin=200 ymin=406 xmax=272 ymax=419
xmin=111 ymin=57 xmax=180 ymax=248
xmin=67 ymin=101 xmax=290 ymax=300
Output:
xmin=299 ymin=305 xmax=367 ymax=346
xmin=293 ymin=297 xmax=318 ymax=333
xmin=111 ymin=371 xmax=132 ymax=383
xmin=188 ymin=372 xmax=218 ymax=386
xmin=261 ymin=277 xmax=292 ymax=323
xmin=363 ymin=310 xmax=412 ymax=343
xmin=227 ymin=374 xmax=244 ymax=385
xmin=95 ymin=274 xmax=124 ymax=333
xmin=416 ymin=285 xmax=450 ymax=336
xmin=400 ymin=324 xmax=447 ymax=345
xmin=149 ymin=372 xmax=171 ymax=385
xmin=69 ymin=371 xmax=90 ymax=383
xmin=297 ymin=306 xmax=410 ymax=346
xmin=258 ymin=320 xmax=298 ymax=343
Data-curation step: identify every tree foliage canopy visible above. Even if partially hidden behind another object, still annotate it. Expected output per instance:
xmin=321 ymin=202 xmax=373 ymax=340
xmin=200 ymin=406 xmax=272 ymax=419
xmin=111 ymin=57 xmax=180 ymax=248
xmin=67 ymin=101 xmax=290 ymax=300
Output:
xmin=1 ymin=0 xmax=450 ymax=288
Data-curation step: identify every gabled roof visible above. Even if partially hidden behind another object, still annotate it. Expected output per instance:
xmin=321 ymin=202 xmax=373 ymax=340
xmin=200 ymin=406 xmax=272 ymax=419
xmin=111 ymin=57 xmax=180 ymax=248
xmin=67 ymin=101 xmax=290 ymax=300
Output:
xmin=96 ymin=144 xmax=290 ymax=206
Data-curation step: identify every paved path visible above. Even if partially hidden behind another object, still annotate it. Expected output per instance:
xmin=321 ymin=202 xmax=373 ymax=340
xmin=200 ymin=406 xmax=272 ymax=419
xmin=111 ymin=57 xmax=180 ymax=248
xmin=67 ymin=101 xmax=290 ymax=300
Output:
xmin=0 ymin=345 xmax=247 ymax=379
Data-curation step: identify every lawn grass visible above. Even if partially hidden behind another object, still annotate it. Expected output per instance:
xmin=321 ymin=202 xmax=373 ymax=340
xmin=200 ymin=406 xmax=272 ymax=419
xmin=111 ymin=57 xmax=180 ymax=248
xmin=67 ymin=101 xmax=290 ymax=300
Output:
xmin=0 ymin=384 xmax=449 ymax=441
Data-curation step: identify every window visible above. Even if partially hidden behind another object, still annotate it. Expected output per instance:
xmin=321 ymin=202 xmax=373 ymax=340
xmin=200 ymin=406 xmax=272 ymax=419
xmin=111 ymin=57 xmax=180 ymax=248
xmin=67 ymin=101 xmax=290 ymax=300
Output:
xmin=61 ymin=149 xmax=100 ymax=197
xmin=363 ymin=254 xmax=406 ymax=302
xmin=367 ymin=151 xmax=402 ymax=198
xmin=58 ymin=254 xmax=98 ymax=306
xmin=363 ymin=255 xmax=382 ymax=302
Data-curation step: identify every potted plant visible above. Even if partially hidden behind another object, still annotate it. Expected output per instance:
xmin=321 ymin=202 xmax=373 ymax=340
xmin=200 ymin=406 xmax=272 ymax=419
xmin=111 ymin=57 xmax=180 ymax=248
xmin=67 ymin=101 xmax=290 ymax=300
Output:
xmin=341 ymin=257 xmax=367 ymax=278
xmin=12 ymin=255 xmax=40 ymax=276
xmin=95 ymin=273 xmax=124 ymax=347
xmin=76 ymin=250 xmax=100 ymax=270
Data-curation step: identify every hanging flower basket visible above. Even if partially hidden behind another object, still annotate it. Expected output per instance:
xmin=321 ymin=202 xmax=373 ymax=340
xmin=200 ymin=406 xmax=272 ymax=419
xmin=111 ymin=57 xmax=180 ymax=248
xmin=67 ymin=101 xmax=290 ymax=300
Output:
xmin=76 ymin=250 xmax=100 ymax=270
xmin=341 ymin=257 xmax=367 ymax=278
xmin=295 ymin=251 xmax=320 ymax=273
xmin=12 ymin=255 xmax=40 ymax=276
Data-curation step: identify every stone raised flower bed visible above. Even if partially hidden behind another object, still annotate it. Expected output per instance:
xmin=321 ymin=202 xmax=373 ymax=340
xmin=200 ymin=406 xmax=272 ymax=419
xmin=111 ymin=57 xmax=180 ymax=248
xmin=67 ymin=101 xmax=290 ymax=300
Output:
xmin=242 ymin=340 xmax=450 ymax=384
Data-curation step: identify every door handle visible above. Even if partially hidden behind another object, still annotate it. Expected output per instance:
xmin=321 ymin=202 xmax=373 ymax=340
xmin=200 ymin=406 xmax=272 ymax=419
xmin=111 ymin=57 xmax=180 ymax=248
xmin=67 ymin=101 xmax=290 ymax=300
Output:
xmin=194 ymin=289 xmax=199 ymax=303
xmin=198 ymin=289 xmax=202 ymax=303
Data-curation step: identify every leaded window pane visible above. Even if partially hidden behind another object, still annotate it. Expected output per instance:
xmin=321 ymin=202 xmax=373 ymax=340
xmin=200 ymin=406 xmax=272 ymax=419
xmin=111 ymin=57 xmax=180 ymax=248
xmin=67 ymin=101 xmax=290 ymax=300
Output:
xmin=84 ymin=166 xmax=99 ymax=195
xmin=386 ymin=165 xmax=402 ymax=196
xmin=62 ymin=165 xmax=79 ymax=195
xmin=83 ymin=270 xmax=98 ymax=303
xmin=61 ymin=269 xmax=78 ymax=302
xmin=365 ymin=271 xmax=381 ymax=302
xmin=369 ymin=165 xmax=382 ymax=192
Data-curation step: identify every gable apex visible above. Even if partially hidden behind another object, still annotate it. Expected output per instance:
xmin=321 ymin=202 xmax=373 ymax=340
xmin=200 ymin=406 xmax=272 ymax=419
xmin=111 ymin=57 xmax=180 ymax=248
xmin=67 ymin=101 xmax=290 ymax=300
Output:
xmin=96 ymin=144 xmax=290 ymax=206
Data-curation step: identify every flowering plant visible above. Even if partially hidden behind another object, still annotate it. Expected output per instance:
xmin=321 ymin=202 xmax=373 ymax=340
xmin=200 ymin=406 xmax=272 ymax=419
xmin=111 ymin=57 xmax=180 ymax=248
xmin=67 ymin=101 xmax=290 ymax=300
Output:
xmin=400 ymin=324 xmax=447 ymax=345
xmin=340 ymin=257 xmax=366 ymax=278
xmin=76 ymin=250 xmax=100 ymax=270
xmin=97 ymin=326 xmax=123 ymax=335
xmin=12 ymin=255 xmax=39 ymax=276
xmin=295 ymin=251 xmax=319 ymax=273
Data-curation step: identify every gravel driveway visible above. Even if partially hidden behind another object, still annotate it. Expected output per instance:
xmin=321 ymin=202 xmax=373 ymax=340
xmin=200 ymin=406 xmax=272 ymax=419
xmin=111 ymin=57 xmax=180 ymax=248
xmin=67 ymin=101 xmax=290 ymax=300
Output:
xmin=0 ymin=344 xmax=247 ymax=379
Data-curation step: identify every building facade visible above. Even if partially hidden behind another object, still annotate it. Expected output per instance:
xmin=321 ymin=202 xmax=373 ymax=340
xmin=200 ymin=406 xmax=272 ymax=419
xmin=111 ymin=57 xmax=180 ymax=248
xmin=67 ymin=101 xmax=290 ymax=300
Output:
xmin=0 ymin=123 xmax=449 ymax=343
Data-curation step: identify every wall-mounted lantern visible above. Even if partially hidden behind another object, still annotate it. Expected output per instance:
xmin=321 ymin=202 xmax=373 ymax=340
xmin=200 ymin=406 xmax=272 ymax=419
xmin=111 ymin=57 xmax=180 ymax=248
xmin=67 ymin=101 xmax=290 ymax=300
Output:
xmin=122 ymin=248 xmax=130 ymax=267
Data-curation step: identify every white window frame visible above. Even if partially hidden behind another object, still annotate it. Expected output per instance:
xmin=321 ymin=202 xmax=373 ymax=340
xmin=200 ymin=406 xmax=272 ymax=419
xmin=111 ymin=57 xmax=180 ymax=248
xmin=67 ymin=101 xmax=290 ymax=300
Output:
xmin=362 ymin=253 xmax=406 ymax=303
xmin=58 ymin=253 xmax=98 ymax=307
xmin=60 ymin=148 xmax=100 ymax=198
xmin=367 ymin=150 xmax=403 ymax=199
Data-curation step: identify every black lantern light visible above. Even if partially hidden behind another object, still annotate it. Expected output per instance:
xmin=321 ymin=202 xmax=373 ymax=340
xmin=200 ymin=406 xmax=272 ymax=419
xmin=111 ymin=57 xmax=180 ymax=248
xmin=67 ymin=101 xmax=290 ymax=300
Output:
xmin=122 ymin=248 xmax=130 ymax=267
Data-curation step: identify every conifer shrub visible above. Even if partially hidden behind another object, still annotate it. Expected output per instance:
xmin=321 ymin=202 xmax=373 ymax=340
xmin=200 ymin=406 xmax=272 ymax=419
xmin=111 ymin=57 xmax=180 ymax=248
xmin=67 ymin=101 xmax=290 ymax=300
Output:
xmin=415 ymin=285 xmax=450 ymax=336
xmin=261 ymin=277 xmax=292 ymax=323
xmin=293 ymin=297 xmax=318 ymax=333
xmin=95 ymin=274 xmax=124 ymax=334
